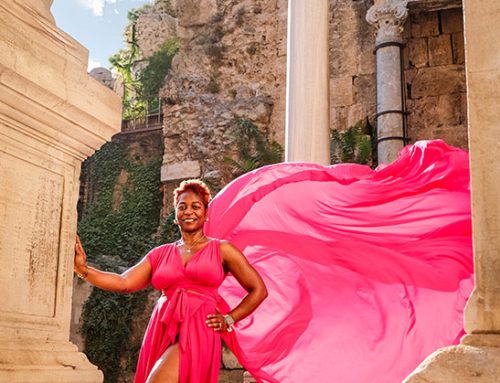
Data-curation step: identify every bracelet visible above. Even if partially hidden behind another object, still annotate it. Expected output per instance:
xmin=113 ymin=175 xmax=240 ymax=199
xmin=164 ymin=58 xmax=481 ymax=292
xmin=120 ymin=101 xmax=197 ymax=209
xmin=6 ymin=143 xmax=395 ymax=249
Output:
xmin=75 ymin=265 xmax=89 ymax=280
xmin=224 ymin=314 xmax=235 ymax=332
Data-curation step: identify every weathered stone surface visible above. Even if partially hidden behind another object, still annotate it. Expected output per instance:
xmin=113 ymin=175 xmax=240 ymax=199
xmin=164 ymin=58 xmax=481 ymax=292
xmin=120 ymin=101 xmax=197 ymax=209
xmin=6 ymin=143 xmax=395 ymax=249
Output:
xmin=243 ymin=371 xmax=257 ymax=383
xmin=408 ymin=37 xmax=428 ymax=68
xmin=222 ymin=344 xmax=243 ymax=369
xmin=410 ymin=11 xmax=439 ymax=37
xmin=0 ymin=1 xmax=121 ymax=382
xmin=218 ymin=368 xmax=244 ymax=383
xmin=440 ymin=8 xmax=463 ymax=34
xmin=330 ymin=76 xmax=354 ymax=107
xmin=410 ymin=66 xmax=466 ymax=98
xmin=134 ymin=0 xmax=289 ymax=192
xmin=428 ymin=34 xmax=453 ymax=66
xmin=451 ymin=32 xmax=465 ymax=65
xmin=161 ymin=160 xmax=201 ymax=181
xmin=403 ymin=344 xmax=500 ymax=383
xmin=135 ymin=6 xmax=177 ymax=58
xmin=330 ymin=0 xmax=376 ymax=131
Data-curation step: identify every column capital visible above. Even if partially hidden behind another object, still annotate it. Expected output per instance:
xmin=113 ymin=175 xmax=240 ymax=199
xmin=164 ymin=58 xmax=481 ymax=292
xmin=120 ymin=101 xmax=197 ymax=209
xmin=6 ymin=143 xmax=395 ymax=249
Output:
xmin=366 ymin=0 xmax=409 ymax=43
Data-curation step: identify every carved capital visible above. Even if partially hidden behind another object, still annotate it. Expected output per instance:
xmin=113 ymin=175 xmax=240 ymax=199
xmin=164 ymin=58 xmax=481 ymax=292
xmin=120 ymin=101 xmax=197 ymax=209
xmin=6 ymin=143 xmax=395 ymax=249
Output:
xmin=366 ymin=0 xmax=409 ymax=43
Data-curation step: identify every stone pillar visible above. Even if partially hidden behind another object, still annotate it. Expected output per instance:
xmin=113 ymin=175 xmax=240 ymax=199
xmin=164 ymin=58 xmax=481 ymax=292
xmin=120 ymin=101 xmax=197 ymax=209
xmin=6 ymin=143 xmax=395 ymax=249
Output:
xmin=403 ymin=1 xmax=500 ymax=381
xmin=366 ymin=0 xmax=408 ymax=164
xmin=0 ymin=1 xmax=121 ymax=382
xmin=285 ymin=0 xmax=330 ymax=164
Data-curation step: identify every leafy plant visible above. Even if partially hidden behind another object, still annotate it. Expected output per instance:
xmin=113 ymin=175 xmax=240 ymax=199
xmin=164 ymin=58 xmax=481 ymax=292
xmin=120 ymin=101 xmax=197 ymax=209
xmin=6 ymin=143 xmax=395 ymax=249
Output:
xmin=330 ymin=119 xmax=374 ymax=165
xmin=109 ymin=6 xmax=180 ymax=120
xmin=224 ymin=119 xmax=283 ymax=175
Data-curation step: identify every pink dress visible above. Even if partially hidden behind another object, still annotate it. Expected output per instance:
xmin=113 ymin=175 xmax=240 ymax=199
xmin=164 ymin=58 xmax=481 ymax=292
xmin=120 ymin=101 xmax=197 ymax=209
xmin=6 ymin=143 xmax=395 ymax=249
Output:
xmin=206 ymin=140 xmax=474 ymax=383
xmin=134 ymin=239 xmax=226 ymax=383
xmin=135 ymin=140 xmax=473 ymax=383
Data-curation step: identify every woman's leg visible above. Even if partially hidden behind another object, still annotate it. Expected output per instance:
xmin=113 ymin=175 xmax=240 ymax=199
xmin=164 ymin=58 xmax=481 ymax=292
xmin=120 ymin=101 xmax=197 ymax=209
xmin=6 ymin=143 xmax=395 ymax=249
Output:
xmin=145 ymin=343 xmax=180 ymax=383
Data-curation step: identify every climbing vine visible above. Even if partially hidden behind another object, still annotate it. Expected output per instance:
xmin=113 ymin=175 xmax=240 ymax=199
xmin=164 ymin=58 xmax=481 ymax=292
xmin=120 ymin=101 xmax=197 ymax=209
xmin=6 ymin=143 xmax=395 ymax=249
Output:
xmin=224 ymin=119 xmax=283 ymax=176
xmin=78 ymin=140 xmax=163 ymax=382
xmin=109 ymin=6 xmax=180 ymax=120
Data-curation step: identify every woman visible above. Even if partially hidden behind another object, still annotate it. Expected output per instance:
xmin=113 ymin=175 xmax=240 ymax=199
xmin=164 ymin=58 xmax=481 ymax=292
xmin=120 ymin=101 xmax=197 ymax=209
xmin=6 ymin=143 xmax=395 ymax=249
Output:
xmin=74 ymin=179 xmax=268 ymax=383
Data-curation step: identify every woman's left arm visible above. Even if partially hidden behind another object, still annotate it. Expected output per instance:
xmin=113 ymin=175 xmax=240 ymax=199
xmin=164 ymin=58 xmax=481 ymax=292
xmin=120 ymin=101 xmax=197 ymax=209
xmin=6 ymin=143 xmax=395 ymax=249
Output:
xmin=207 ymin=240 xmax=268 ymax=331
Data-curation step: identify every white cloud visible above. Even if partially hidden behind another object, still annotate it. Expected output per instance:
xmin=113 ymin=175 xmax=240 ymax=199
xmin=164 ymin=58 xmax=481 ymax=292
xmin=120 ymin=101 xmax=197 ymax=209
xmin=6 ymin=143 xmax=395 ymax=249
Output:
xmin=88 ymin=58 xmax=103 ymax=71
xmin=77 ymin=0 xmax=117 ymax=17
xmin=77 ymin=0 xmax=153 ymax=17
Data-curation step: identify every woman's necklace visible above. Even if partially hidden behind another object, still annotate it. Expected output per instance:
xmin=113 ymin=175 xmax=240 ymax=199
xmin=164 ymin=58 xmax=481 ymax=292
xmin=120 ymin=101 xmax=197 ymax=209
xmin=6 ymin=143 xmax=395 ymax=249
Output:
xmin=178 ymin=235 xmax=207 ymax=253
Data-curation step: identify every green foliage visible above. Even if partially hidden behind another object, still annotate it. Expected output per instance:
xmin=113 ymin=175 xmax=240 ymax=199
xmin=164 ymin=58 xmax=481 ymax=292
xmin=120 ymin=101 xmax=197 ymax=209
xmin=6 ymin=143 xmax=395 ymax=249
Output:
xmin=78 ymin=140 xmax=163 ymax=382
xmin=330 ymin=119 xmax=374 ymax=165
xmin=109 ymin=4 xmax=180 ymax=120
xmin=140 ymin=39 xmax=180 ymax=101
xmin=224 ymin=119 xmax=283 ymax=175
xmin=157 ymin=209 xmax=179 ymax=244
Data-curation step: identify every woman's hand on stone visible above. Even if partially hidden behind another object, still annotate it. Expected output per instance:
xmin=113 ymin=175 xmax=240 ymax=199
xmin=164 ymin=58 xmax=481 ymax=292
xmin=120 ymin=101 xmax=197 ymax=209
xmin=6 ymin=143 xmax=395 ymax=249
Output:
xmin=74 ymin=234 xmax=88 ymax=273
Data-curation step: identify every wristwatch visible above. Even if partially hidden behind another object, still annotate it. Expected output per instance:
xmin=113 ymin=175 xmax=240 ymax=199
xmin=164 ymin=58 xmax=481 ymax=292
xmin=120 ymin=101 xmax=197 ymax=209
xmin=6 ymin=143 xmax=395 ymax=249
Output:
xmin=223 ymin=314 xmax=235 ymax=332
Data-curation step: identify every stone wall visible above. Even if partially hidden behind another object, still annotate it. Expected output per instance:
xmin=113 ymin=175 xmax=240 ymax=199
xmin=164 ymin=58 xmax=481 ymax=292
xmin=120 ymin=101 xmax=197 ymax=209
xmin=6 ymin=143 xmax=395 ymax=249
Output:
xmin=135 ymin=0 xmax=287 ymax=208
xmin=329 ymin=0 xmax=377 ymax=131
xmin=404 ymin=8 xmax=467 ymax=148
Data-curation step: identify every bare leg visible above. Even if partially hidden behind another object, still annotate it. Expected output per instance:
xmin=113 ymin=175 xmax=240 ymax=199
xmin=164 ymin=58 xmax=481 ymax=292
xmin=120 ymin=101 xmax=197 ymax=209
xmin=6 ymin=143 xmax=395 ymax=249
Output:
xmin=145 ymin=343 xmax=180 ymax=383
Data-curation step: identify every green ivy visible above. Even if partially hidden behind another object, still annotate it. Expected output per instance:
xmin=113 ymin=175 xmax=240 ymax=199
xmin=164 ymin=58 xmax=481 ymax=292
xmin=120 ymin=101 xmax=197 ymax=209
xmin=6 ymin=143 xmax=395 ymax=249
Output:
xmin=330 ymin=119 xmax=374 ymax=165
xmin=78 ymin=140 xmax=163 ymax=382
xmin=224 ymin=119 xmax=283 ymax=175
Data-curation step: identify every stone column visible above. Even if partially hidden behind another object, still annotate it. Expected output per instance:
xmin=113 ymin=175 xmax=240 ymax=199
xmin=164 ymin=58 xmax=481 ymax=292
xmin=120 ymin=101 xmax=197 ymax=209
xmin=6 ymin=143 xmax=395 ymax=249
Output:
xmin=285 ymin=0 xmax=330 ymax=164
xmin=403 ymin=1 xmax=500 ymax=381
xmin=0 ymin=1 xmax=121 ymax=382
xmin=366 ymin=0 xmax=408 ymax=164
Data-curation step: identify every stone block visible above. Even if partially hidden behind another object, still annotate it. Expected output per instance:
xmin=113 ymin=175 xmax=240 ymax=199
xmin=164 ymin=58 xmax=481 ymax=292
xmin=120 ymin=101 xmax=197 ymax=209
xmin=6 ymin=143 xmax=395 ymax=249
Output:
xmin=431 ymin=124 xmax=468 ymax=149
xmin=436 ymin=93 xmax=464 ymax=126
xmin=428 ymin=35 xmax=453 ymax=66
xmin=440 ymin=8 xmax=463 ymax=34
xmin=161 ymin=160 xmax=201 ymax=182
xmin=243 ymin=371 xmax=257 ymax=383
xmin=218 ymin=369 xmax=244 ymax=383
xmin=352 ymin=74 xmax=376 ymax=105
xmin=408 ymin=38 xmax=428 ymax=68
xmin=222 ymin=345 xmax=243 ymax=369
xmin=411 ymin=66 xmax=465 ymax=98
xmin=451 ymin=32 xmax=465 ymax=65
xmin=330 ymin=76 xmax=354 ymax=107
xmin=410 ymin=11 xmax=440 ymax=38
xmin=403 ymin=343 xmax=500 ymax=383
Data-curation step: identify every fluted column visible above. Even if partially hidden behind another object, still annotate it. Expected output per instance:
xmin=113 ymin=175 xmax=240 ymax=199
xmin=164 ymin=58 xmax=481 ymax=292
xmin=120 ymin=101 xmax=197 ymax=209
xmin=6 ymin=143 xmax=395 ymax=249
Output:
xmin=366 ymin=0 xmax=408 ymax=164
xmin=285 ymin=0 xmax=330 ymax=164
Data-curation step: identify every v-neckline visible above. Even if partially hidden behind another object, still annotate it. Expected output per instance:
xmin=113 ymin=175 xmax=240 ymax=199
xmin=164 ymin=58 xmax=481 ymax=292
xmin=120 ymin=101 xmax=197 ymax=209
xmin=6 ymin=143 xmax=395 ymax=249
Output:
xmin=175 ymin=238 xmax=212 ymax=270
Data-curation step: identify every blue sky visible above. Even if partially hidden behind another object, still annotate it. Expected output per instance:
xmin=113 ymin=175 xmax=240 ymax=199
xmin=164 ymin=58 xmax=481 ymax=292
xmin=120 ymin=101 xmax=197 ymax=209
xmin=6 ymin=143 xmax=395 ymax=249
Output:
xmin=52 ymin=0 xmax=153 ymax=70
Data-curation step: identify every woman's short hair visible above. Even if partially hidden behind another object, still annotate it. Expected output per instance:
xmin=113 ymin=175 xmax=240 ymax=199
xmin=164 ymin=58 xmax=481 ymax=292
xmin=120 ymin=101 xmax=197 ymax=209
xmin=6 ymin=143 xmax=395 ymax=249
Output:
xmin=173 ymin=179 xmax=212 ymax=209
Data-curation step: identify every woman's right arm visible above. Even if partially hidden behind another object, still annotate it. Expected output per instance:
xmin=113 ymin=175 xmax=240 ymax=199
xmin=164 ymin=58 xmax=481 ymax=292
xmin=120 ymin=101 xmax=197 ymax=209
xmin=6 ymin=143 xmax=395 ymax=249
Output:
xmin=75 ymin=235 xmax=152 ymax=293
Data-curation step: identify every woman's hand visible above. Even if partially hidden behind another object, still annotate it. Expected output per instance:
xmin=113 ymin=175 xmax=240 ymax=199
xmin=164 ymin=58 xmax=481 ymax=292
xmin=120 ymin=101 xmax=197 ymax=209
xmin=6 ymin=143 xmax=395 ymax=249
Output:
xmin=74 ymin=234 xmax=88 ymax=276
xmin=206 ymin=313 xmax=228 ymax=332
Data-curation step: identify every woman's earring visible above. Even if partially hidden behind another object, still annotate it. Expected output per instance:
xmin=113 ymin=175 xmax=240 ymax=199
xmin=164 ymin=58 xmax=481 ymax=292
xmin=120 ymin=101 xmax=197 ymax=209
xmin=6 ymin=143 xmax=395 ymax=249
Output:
xmin=173 ymin=219 xmax=179 ymax=224
xmin=205 ymin=218 xmax=209 ymax=222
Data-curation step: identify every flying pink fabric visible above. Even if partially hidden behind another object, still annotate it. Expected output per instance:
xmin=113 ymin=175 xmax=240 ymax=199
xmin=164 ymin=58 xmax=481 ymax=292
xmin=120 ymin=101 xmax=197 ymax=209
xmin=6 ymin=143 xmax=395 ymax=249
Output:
xmin=205 ymin=140 xmax=473 ymax=383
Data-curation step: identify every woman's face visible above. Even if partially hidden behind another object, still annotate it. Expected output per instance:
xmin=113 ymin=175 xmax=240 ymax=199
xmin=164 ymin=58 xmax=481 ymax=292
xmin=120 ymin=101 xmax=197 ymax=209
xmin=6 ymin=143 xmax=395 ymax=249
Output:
xmin=176 ymin=190 xmax=207 ymax=233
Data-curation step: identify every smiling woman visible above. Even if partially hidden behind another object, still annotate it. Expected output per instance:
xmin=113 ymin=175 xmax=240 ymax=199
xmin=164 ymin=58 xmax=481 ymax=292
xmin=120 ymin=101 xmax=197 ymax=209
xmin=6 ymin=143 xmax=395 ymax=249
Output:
xmin=74 ymin=178 xmax=268 ymax=383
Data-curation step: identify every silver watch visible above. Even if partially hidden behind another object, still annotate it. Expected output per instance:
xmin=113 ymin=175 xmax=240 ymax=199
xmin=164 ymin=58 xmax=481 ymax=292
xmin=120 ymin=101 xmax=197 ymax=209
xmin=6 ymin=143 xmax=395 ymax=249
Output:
xmin=223 ymin=314 xmax=235 ymax=332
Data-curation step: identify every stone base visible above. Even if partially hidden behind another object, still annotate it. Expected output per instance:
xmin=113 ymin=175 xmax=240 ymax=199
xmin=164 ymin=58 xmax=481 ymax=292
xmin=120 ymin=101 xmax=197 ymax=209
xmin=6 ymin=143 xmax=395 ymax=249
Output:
xmin=0 ymin=340 xmax=103 ymax=383
xmin=403 ymin=335 xmax=500 ymax=383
